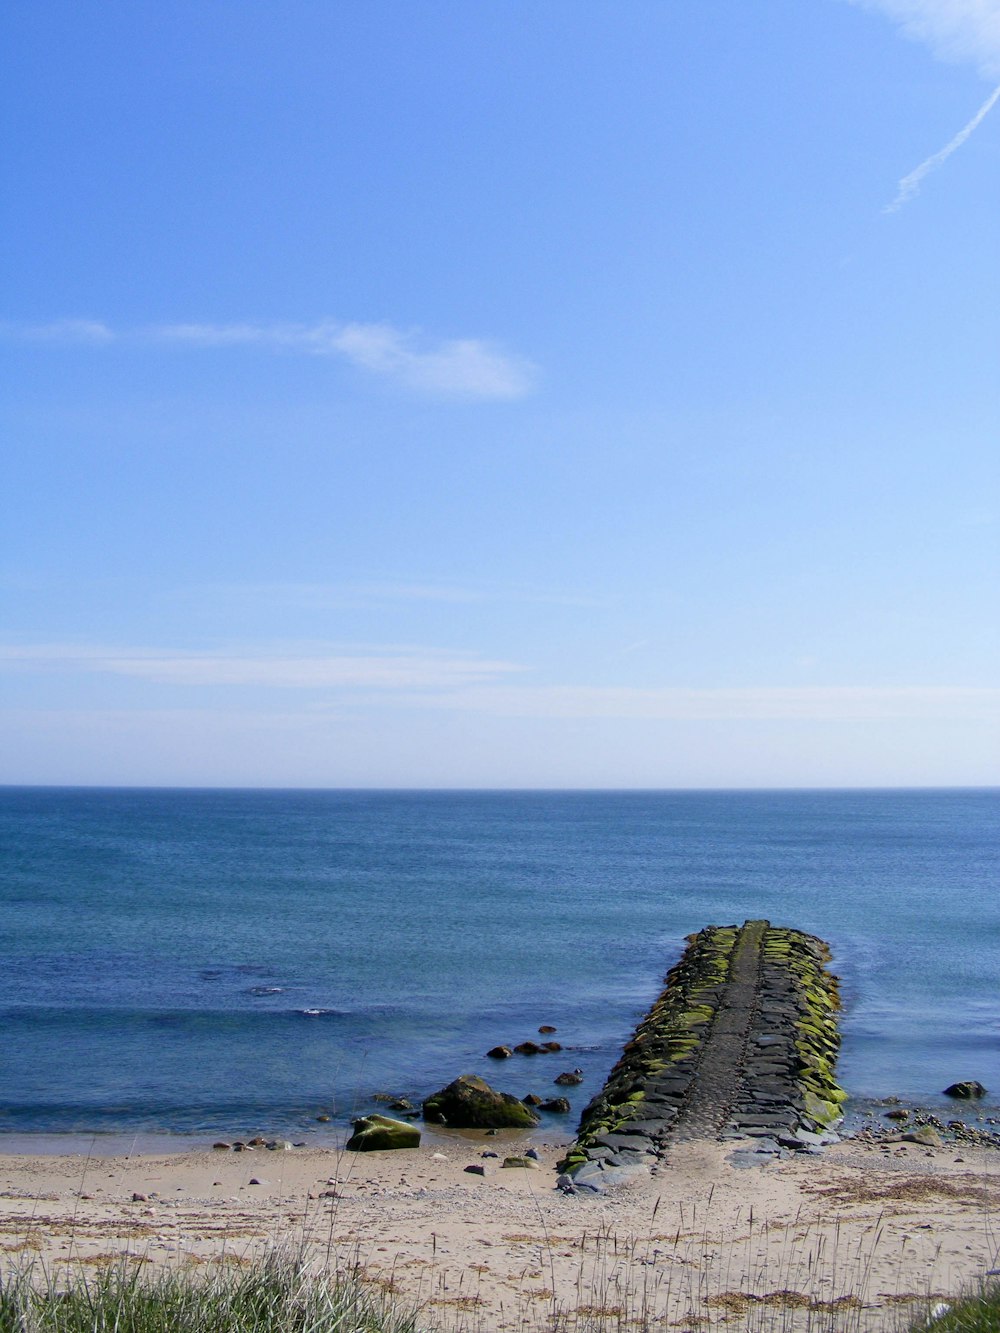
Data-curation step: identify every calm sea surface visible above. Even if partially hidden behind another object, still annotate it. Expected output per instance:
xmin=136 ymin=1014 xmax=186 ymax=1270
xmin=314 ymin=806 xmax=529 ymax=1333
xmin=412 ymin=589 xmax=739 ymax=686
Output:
xmin=1 ymin=787 xmax=997 ymax=1147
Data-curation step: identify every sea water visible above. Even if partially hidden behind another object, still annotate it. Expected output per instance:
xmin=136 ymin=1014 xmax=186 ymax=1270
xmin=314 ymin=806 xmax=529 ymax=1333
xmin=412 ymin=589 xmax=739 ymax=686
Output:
xmin=1 ymin=787 xmax=997 ymax=1146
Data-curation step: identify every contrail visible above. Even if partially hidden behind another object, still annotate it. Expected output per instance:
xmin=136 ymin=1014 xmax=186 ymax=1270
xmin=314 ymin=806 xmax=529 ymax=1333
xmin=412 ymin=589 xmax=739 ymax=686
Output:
xmin=884 ymin=81 xmax=1000 ymax=212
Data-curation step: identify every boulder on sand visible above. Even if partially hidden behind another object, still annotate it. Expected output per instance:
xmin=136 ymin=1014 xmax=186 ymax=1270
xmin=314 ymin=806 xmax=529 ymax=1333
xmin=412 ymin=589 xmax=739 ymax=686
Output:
xmin=345 ymin=1114 xmax=421 ymax=1152
xmin=423 ymin=1074 xmax=540 ymax=1128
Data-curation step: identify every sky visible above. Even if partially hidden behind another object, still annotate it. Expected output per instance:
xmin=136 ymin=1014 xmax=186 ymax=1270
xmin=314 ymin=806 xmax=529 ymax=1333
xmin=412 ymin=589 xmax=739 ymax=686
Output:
xmin=2 ymin=0 xmax=998 ymax=789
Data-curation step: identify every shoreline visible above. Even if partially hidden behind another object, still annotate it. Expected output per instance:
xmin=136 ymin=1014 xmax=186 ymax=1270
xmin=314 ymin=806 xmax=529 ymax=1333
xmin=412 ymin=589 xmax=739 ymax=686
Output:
xmin=2 ymin=1131 xmax=999 ymax=1329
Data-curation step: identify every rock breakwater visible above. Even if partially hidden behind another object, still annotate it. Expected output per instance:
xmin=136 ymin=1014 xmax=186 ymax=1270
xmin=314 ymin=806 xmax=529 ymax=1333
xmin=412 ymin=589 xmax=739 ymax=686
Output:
xmin=559 ymin=920 xmax=846 ymax=1188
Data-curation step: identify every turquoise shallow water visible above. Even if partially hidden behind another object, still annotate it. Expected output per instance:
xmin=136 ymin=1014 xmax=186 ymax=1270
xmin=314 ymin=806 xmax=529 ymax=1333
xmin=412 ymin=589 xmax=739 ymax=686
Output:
xmin=1 ymin=787 xmax=997 ymax=1146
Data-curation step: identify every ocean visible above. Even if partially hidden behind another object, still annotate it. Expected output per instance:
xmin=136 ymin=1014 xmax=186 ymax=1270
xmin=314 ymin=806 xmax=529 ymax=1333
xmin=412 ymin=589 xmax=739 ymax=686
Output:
xmin=1 ymin=787 xmax=997 ymax=1149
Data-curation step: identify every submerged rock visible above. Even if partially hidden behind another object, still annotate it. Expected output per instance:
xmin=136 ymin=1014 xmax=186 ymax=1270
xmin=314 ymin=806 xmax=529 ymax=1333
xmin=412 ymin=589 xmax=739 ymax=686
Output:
xmin=346 ymin=1114 xmax=421 ymax=1152
xmin=423 ymin=1074 xmax=540 ymax=1128
xmin=944 ymin=1081 xmax=987 ymax=1099
xmin=487 ymin=1045 xmax=513 ymax=1059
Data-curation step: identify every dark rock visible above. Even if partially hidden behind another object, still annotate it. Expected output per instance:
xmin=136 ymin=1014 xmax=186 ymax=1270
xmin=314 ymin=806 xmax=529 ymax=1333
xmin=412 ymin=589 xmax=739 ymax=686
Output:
xmin=315 ymin=1115 xmax=331 ymax=1123
xmin=885 ymin=1108 xmax=910 ymax=1121
xmin=555 ymin=1069 xmax=584 ymax=1086
xmin=539 ymin=1097 xmax=571 ymax=1114
xmin=487 ymin=1046 xmax=513 ymax=1059
xmin=388 ymin=1098 xmax=413 ymax=1111
xmin=514 ymin=1041 xmax=544 ymax=1055
xmin=346 ymin=1114 xmax=421 ymax=1152
xmin=423 ymin=1074 xmax=540 ymax=1128
xmin=541 ymin=1041 xmax=563 ymax=1052
xmin=522 ymin=1093 xmax=542 ymax=1106
xmin=464 ymin=1163 xmax=487 ymax=1176
xmin=212 ymin=1142 xmax=231 ymax=1150
xmin=525 ymin=1147 xmax=540 ymax=1160
xmin=538 ymin=1025 xmax=557 ymax=1034
xmin=944 ymin=1081 xmax=987 ymax=1099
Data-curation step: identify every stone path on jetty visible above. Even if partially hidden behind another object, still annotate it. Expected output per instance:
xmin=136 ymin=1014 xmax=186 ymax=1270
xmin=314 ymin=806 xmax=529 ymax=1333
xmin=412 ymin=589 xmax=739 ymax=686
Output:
xmin=559 ymin=920 xmax=847 ymax=1190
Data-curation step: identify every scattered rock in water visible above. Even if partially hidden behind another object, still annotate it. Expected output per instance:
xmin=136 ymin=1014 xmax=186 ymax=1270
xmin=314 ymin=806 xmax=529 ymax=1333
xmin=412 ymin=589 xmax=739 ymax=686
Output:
xmin=540 ymin=1097 xmax=571 ymax=1114
xmin=944 ymin=1081 xmax=987 ymax=1099
xmin=487 ymin=1046 xmax=513 ymax=1059
xmin=387 ymin=1098 xmax=413 ymax=1111
xmin=541 ymin=1040 xmax=562 ymax=1052
xmin=315 ymin=1114 xmax=331 ymax=1123
xmin=346 ymin=1114 xmax=421 ymax=1152
xmin=423 ymin=1074 xmax=540 ymax=1128
xmin=523 ymin=1093 xmax=542 ymax=1106
xmin=555 ymin=1069 xmax=584 ymax=1086
xmin=514 ymin=1041 xmax=544 ymax=1055
xmin=885 ymin=1109 xmax=910 ymax=1121
xmin=538 ymin=1025 xmax=557 ymax=1034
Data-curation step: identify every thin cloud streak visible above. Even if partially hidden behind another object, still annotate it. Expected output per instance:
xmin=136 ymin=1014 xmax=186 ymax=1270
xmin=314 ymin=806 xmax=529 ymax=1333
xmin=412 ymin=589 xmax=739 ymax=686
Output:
xmin=885 ymin=80 xmax=1000 ymax=210
xmin=158 ymin=319 xmax=534 ymax=399
xmin=4 ymin=644 xmax=995 ymax=722
xmin=0 ymin=318 xmax=115 ymax=344
xmin=405 ymin=684 xmax=1000 ymax=721
xmin=0 ymin=643 xmax=523 ymax=690
xmin=0 ymin=317 xmax=534 ymax=400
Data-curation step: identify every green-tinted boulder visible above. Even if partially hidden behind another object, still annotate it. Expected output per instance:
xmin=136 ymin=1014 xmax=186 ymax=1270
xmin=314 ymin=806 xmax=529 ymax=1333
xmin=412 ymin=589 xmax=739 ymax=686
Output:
xmin=423 ymin=1074 xmax=540 ymax=1128
xmin=345 ymin=1114 xmax=421 ymax=1152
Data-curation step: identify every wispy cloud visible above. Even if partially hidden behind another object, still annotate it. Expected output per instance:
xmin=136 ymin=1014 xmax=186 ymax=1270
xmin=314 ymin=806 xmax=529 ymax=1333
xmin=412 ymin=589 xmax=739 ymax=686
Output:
xmin=0 ymin=317 xmax=535 ymax=400
xmin=851 ymin=1 xmax=1000 ymax=77
xmin=849 ymin=2 xmax=1000 ymax=209
xmin=401 ymin=684 xmax=1000 ymax=721
xmin=4 ymin=643 xmax=996 ymax=724
xmin=157 ymin=320 xmax=534 ymax=399
xmin=884 ymin=80 xmax=1000 ymax=210
xmin=0 ymin=318 xmax=115 ymax=344
xmin=0 ymin=643 xmax=523 ymax=690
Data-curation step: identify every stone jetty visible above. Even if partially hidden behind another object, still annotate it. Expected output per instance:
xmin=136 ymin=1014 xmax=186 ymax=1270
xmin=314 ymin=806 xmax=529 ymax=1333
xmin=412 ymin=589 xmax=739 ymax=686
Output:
xmin=559 ymin=920 xmax=846 ymax=1188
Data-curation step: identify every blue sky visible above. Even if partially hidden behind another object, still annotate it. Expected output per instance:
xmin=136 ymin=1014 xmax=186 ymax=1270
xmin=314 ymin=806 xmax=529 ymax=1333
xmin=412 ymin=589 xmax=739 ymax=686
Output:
xmin=2 ymin=0 xmax=998 ymax=787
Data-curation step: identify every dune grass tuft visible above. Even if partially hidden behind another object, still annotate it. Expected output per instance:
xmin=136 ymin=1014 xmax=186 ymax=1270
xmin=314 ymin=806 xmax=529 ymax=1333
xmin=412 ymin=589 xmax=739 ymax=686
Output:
xmin=0 ymin=1253 xmax=428 ymax=1333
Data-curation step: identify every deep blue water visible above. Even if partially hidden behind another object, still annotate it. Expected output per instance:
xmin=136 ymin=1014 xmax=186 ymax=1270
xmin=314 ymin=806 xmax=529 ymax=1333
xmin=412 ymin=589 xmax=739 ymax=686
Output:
xmin=1 ymin=787 xmax=997 ymax=1145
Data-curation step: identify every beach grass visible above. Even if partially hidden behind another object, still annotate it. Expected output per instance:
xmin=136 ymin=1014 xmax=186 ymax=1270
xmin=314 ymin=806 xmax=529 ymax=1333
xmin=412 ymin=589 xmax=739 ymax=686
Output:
xmin=0 ymin=1253 xmax=426 ymax=1333
xmin=909 ymin=1282 xmax=1000 ymax=1333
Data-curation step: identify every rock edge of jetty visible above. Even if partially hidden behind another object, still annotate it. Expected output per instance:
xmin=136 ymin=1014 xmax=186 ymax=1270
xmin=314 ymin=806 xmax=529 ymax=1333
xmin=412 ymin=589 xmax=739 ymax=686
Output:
xmin=559 ymin=919 xmax=846 ymax=1187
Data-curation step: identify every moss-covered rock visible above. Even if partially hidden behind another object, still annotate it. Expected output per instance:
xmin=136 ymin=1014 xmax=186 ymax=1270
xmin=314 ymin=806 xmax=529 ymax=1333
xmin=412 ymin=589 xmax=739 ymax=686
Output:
xmin=423 ymin=1074 xmax=540 ymax=1128
xmin=345 ymin=1114 xmax=420 ymax=1152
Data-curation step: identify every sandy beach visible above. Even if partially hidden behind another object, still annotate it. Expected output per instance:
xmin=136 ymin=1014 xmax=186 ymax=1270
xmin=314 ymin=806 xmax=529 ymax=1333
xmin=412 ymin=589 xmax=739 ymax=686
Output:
xmin=2 ymin=1128 xmax=998 ymax=1329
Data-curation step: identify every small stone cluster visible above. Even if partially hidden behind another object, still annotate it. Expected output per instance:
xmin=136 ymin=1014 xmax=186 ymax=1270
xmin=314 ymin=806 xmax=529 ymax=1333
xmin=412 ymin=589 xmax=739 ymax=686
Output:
xmin=559 ymin=920 xmax=847 ymax=1188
